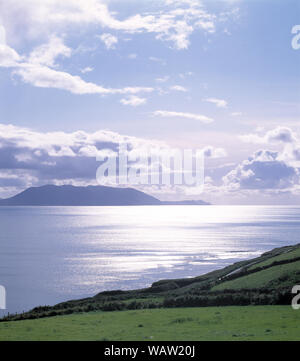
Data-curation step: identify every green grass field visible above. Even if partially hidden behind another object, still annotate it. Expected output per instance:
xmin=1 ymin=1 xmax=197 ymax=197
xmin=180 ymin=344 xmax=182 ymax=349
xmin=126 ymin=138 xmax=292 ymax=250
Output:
xmin=212 ymin=260 xmax=300 ymax=291
xmin=248 ymin=248 xmax=300 ymax=271
xmin=0 ymin=306 xmax=299 ymax=341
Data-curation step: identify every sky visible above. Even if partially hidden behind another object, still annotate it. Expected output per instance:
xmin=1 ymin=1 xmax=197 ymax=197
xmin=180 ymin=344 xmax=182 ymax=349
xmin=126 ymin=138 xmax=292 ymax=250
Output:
xmin=0 ymin=0 xmax=300 ymax=204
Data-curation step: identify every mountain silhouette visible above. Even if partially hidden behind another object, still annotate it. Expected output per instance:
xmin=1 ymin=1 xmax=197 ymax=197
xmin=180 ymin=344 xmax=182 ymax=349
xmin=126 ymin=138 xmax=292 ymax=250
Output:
xmin=0 ymin=185 xmax=209 ymax=206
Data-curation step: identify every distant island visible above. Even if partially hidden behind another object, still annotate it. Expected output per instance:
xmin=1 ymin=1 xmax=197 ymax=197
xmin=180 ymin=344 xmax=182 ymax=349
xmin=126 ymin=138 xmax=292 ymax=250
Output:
xmin=0 ymin=185 xmax=210 ymax=206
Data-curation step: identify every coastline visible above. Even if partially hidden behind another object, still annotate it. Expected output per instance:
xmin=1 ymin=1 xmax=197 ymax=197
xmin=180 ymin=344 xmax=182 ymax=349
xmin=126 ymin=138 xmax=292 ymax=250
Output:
xmin=2 ymin=242 xmax=299 ymax=323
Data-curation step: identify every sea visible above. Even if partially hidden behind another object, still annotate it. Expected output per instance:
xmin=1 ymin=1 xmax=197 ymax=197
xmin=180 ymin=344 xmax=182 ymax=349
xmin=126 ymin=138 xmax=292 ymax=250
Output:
xmin=0 ymin=205 xmax=300 ymax=316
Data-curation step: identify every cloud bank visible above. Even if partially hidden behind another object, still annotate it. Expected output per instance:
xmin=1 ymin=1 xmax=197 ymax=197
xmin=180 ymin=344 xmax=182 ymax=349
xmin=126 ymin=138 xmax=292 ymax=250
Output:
xmin=0 ymin=123 xmax=226 ymax=198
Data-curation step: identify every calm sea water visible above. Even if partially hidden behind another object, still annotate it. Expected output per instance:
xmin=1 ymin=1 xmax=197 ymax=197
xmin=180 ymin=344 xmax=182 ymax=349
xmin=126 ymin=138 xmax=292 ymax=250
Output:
xmin=0 ymin=205 xmax=300 ymax=316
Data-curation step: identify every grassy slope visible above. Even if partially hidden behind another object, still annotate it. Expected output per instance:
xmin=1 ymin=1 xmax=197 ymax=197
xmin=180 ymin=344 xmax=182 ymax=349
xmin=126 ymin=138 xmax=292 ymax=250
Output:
xmin=248 ymin=248 xmax=300 ymax=270
xmin=0 ymin=306 xmax=299 ymax=341
xmin=213 ymin=260 xmax=300 ymax=291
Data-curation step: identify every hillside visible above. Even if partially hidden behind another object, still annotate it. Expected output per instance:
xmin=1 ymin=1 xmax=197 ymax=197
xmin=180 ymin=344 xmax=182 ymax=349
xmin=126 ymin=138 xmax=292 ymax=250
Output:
xmin=0 ymin=185 xmax=209 ymax=206
xmin=2 ymin=243 xmax=299 ymax=322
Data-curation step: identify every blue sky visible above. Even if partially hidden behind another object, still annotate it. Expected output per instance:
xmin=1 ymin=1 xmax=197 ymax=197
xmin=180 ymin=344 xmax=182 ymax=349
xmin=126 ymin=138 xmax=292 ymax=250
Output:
xmin=0 ymin=0 xmax=300 ymax=204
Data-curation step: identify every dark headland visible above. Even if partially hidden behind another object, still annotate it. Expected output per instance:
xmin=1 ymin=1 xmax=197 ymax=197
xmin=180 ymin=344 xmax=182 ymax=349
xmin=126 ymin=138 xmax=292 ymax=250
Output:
xmin=0 ymin=185 xmax=210 ymax=206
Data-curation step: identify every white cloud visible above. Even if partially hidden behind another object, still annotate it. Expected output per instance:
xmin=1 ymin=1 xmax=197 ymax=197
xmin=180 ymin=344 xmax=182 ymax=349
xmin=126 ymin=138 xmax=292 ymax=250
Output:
xmin=0 ymin=22 xmax=158 ymax=97
xmin=204 ymin=97 xmax=228 ymax=108
xmin=222 ymin=149 xmax=299 ymax=192
xmin=1 ymin=0 xmax=235 ymax=97
xmin=155 ymin=76 xmax=170 ymax=83
xmin=170 ymin=85 xmax=188 ymax=92
xmin=0 ymin=40 xmax=154 ymax=96
xmin=0 ymin=43 xmax=21 ymax=67
xmin=0 ymin=0 xmax=235 ymax=50
xmin=240 ymin=127 xmax=297 ymax=145
xmin=2 ymin=122 xmax=300 ymax=202
xmin=0 ymin=26 xmax=21 ymax=67
xmin=240 ymin=127 xmax=300 ymax=168
xmin=0 ymin=123 xmax=224 ymax=198
xmin=80 ymin=66 xmax=94 ymax=73
xmin=27 ymin=35 xmax=71 ymax=67
xmin=13 ymin=64 xmax=154 ymax=96
xmin=153 ymin=110 xmax=214 ymax=123
xmin=99 ymin=33 xmax=118 ymax=49
xmin=231 ymin=112 xmax=242 ymax=117
xmin=196 ymin=19 xmax=215 ymax=33
xmin=219 ymin=127 xmax=300 ymax=197
xmin=262 ymin=127 xmax=297 ymax=144
xmin=120 ymin=95 xmax=147 ymax=107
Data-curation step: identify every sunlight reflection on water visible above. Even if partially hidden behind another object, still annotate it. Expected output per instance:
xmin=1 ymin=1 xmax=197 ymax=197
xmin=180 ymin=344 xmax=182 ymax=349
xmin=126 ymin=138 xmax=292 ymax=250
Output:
xmin=0 ymin=205 xmax=300 ymax=315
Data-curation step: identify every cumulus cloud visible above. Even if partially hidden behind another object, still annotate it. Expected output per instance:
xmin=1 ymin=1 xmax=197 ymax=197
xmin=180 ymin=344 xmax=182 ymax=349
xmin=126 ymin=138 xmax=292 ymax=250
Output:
xmin=267 ymin=127 xmax=297 ymax=144
xmin=220 ymin=127 xmax=300 ymax=196
xmin=223 ymin=150 xmax=299 ymax=191
xmin=153 ymin=110 xmax=214 ymax=123
xmin=240 ymin=127 xmax=297 ymax=145
xmin=240 ymin=127 xmax=300 ymax=167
